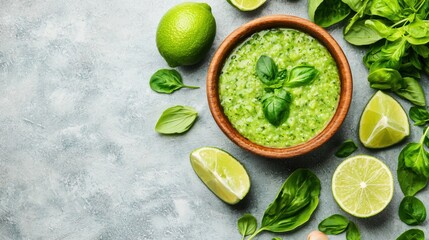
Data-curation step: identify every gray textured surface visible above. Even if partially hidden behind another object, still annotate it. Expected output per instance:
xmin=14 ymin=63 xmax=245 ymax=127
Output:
xmin=0 ymin=0 xmax=428 ymax=239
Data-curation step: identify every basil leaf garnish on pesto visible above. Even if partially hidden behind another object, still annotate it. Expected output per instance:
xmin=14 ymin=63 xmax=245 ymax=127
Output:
xmin=150 ymin=69 xmax=199 ymax=94
xmin=155 ymin=105 xmax=198 ymax=134
xmin=285 ymin=65 xmax=319 ymax=88
xmin=261 ymin=89 xmax=292 ymax=127
xmin=256 ymin=55 xmax=279 ymax=86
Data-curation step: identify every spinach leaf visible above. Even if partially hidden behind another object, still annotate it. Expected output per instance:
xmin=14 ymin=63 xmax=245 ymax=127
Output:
xmin=237 ymin=214 xmax=257 ymax=239
xmin=409 ymin=106 xmax=429 ymax=126
xmin=256 ymin=55 xmax=279 ymax=86
xmin=260 ymin=169 xmax=321 ymax=233
xmin=344 ymin=20 xmax=382 ymax=46
xmin=155 ymin=105 xmax=198 ymax=134
xmin=261 ymin=89 xmax=292 ymax=126
xmin=396 ymin=229 xmax=425 ymax=240
xmin=318 ymin=214 xmax=349 ymax=235
xmin=369 ymin=0 xmax=404 ymax=21
xmin=399 ymin=196 xmax=427 ymax=225
xmin=398 ymin=148 xmax=429 ymax=196
xmin=309 ymin=0 xmax=351 ymax=27
xmin=285 ymin=66 xmax=319 ymax=88
xmin=150 ymin=69 xmax=199 ymax=94
xmin=335 ymin=139 xmax=358 ymax=158
xmin=368 ymin=68 xmax=404 ymax=91
xmin=394 ymin=77 xmax=426 ymax=106
xmin=346 ymin=221 xmax=360 ymax=240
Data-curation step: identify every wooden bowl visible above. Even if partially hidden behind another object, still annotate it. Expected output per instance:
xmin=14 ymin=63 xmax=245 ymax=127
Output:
xmin=207 ymin=15 xmax=352 ymax=159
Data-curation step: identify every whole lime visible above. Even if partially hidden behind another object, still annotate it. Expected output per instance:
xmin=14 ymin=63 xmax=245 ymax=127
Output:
xmin=156 ymin=2 xmax=216 ymax=67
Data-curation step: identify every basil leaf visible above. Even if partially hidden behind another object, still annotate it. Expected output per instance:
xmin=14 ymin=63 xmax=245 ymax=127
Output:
xmin=412 ymin=45 xmax=429 ymax=59
xmin=256 ymin=55 xmax=279 ymax=85
xmin=261 ymin=169 xmax=321 ymax=233
xmin=425 ymin=128 xmax=429 ymax=148
xmin=341 ymin=0 xmax=364 ymax=11
xmin=309 ymin=0 xmax=351 ymax=28
xmin=150 ymin=69 xmax=198 ymax=94
xmin=409 ymin=107 xmax=429 ymax=126
xmin=346 ymin=221 xmax=360 ymax=240
xmin=402 ymin=142 xmax=429 ymax=178
xmin=396 ymin=229 xmax=425 ymax=240
xmin=365 ymin=20 xmax=405 ymax=42
xmin=363 ymin=42 xmax=385 ymax=69
xmin=369 ymin=0 xmax=404 ymax=21
xmin=155 ymin=105 xmax=198 ymax=134
xmin=368 ymin=68 xmax=404 ymax=91
xmin=285 ymin=66 xmax=319 ymax=88
xmin=237 ymin=214 xmax=257 ymax=237
xmin=405 ymin=20 xmax=429 ymax=45
xmin=394 ymin=77 xmax=426 ymax=106
xmin=272 ymin=238 xmax=282 ymax=240
xmin=397 ymin=148 xmax=428 ymax=196
xmin=399 ymin=196 xmax=427 ymax=225
xmin=344 ymin=20 xmax=383 ymax=46
xmin=335 ymin=139 xmax=358 ymax=158
xmin=261 ymin=90 xmax=292 ymax=127
xmin=318 ymin=214 xmax=349 ymax=235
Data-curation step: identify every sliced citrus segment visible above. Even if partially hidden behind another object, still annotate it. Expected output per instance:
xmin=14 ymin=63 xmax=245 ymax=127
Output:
xmin=190 ymin=147 xmax=250 ymax=204
xmin=332 ymin=155 xmax=394 ymax=218
xmin=227 ymin=0 xmax=267 ymax=11
xmin=359 ymin=91 xmax=409 ymax=148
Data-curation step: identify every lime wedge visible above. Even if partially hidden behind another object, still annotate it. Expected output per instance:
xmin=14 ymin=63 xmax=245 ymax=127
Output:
xmin=190 ymin=147 xmax=250 ymax=204
xmin=359 ymin=91 xmax=409 ymax=148
xmin=332 ymin=155 xmax=394 ymax=218
xmin=227 ymin=0 xmax=267 ymax=11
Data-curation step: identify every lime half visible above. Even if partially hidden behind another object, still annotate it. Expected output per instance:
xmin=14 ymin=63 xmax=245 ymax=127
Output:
xmin=190 ymin=147 xmax=250 ymax=204
xmin=332 ymin=155 xmax=394 ymax=218
xmin=227 ymin=0 xmax=267 ymax=11
xmin=359 ymin=91 xmax=409 ymax=148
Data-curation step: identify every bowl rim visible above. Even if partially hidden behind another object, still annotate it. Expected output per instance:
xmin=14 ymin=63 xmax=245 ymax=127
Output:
xmin=206 ymin=15 xmax=353 ymax=159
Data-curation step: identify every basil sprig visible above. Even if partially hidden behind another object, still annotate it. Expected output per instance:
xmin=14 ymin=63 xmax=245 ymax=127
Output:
xmin=399 ymin=196 xmax=427 ymax=225
xmin=150 ymin=69 xmax=199 ymax=94
xmin=318 ymin=214 xmax=361 ymax=240
xmin=396 ymin=229 xmax=425 ymax=240
xmin=255 ymin=55 xmax=319 ymax=126
xmin=335 ymin=139 xmax=358 ymax=158
xmin=155 ymin=105 xmax=198 ymax=134
xmin=237 ymin=169 xmax=321 ymax=240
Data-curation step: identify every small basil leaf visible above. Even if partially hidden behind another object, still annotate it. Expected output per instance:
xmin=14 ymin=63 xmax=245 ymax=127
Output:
xmin=397 ymin=148 xmax=429 ymax=196
xmin=367 ymin=68 xmax=403 ymax=91
xmin=346 ymin=221 xmax=361 ymax=240
xmin=409 ymin=107 xmax=429 ymax=126
xmin=399 ymin=196 xmax=427 ymax=225
xmin=261 ymin=90 xmax=292 ymax=127
xmin=402 ymin=142 xmax=429 ymax=178
xmin=335 ymin=139 xmax=358 ymax=158
xmin=318 ymin=214 xmax=349 ymax=235
xmin=344 ymin=19 xmax=382 ymax=46
xmin=394 ymin=77 xmax=426 ymax=107
xmin=311 ymin=0 xmax=351 ymax=28
xmin=150 ymin=69 xmax=198 ymax=94
xmin=396 ymin=229 xmax=425 ymax=240
xmin=155 ymin=105 xmax=198 ymax=134
xmin=237 ymin=214 xmax=257 ymax=237
xmin=261 ymin=169 xmax=321 ymax=233
xmin=256 ymin=55 xmax=279 ymax=85
xmin=285 ymin=66 xmax=319 ymax=88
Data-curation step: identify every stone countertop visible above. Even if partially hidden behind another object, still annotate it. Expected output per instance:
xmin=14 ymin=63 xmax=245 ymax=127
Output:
xmin=0 ymin=0 xmax=428 ymax=239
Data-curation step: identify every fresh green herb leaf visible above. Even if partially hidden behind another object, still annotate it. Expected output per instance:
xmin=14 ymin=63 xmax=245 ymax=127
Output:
xmin=238 ymin=214 xmax=257 ymax=239
xmin=155 ymin=105 xmax=198 ymax=134
xmin=399 ymin=196 xmax=427 ymax=225
xmin=256 ymin=55 xmax=279 ymax=86
xmin=409 ymin=106 xmax=429 ymax=126
xmin=150 ymin=69 xmax=198 ymax=94
xmin=285 ymin=66 xmax=319 ymax=88
xmin=365 ymin=19 xmax=405 ymax=42
xmin=412 ymin=45 xmax=429 ymax=58
xmin=424 ymin=128 xmax=429 ymax=147
xmin=341 ymin=0 xmax=365 ymax=11
xmin=272 ymin=238 xmax=282 ymax=240
xmin=402 ymin=142 xmax=429 ymax=178
xmin=318 ymin=214 xmax=349 ymax=235
xmin=308 ymin=0 xmax=351 ymax=27
xmin=396 ymin=229 xmax=425 ymax=240
xmin=261 ymin=89 xmax=292 ymax=126
xmin=397 ymin=149 xmax=428 ymax=196
xmin=369 ymin=0 xmax=404 ymax=21
xmin=335 ymin=139 xmax=358 ymax=158
xmin=344 ymin=20 xmax=383 ymax=46
xmin=367 ymin=68 xmax=404 ymax=91
xmin=346 ymin=221 xmax=360 ymax=240
xmin=394 ymin=77 xmax=426 ymax=107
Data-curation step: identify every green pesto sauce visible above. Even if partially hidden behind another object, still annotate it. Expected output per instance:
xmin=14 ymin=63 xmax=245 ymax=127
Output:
xmin=219 ymin=28 xmax=341 ymax=148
